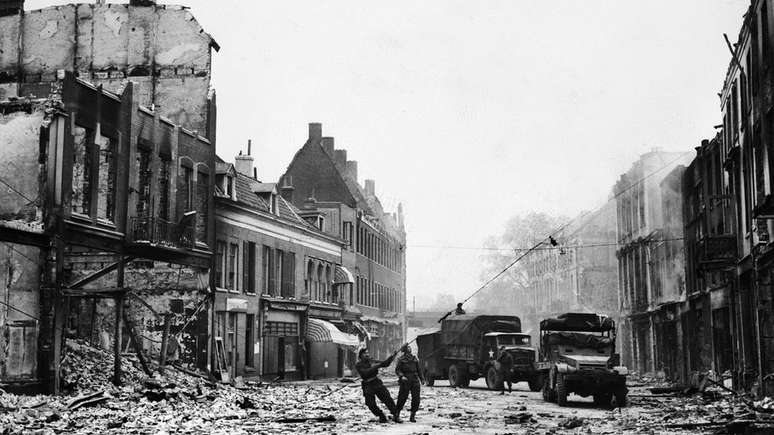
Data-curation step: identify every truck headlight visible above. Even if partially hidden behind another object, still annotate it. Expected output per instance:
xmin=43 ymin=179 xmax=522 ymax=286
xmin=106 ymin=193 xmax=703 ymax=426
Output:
xmin=613 ymin=366 xmax=628 ymax=376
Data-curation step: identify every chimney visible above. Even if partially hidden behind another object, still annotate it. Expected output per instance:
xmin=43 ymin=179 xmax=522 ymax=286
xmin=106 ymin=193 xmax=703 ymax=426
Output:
xmin=346 ymin=160 xmax=358 ymax=182
xmin=321 ymin=137 xmax=334 ymax=156
xmin=365 ymin=179 xmax=375 ymax=197
xmin=234 ymin=140 xmax=254 ymax=177
xmin=309 ymin=123 xmax=322 ymax=141
xmin=334 ymin=149 xmax=347 ymax=167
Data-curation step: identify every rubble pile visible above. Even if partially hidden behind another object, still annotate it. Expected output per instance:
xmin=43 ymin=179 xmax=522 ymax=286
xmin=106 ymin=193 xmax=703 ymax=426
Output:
xmin=61 ymin=339 xmax=147 ymax=392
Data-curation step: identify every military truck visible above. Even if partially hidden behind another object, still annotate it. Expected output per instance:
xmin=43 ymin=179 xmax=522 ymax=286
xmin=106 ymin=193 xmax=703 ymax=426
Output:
xmin=416 ymin=314 xmax=542 ymax=391
xmin=537 ymin=313 xmax=628 ymax=407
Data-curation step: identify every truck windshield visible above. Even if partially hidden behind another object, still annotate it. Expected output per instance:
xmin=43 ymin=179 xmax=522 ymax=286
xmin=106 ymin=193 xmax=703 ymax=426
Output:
xmin=498 ymin=335 xmax=531 ymax=346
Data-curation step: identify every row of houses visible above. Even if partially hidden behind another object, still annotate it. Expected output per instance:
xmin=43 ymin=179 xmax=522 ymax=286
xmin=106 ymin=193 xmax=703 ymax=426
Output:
xmin=0 ymin=0 xmax=406 ymax=393
xmin=513 ymin=0 xmax=774 ymax=397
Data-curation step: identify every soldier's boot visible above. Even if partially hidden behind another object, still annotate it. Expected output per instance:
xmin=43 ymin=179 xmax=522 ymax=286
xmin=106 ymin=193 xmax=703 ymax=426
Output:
xmin=409 ymin=412 xmax=416 ymax=422
xmin=378 ymin=412 xmax=388 ymax=423
xmin=392 ymin=412 xmax=403 ymax=423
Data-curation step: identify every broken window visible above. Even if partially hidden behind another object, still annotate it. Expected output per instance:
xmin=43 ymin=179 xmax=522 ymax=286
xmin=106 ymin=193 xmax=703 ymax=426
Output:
xmin=158 ymin=157 xmax=171 ymax=221
xmin=71 ymin=127 xmax=91 ymax=216
xmin=196 ymin=172 xmax=209 ymax=243
xmin=96 ymin=135 xmax=117 ymax=222
xmin=136 ymin=146 xmax=152 ymax=217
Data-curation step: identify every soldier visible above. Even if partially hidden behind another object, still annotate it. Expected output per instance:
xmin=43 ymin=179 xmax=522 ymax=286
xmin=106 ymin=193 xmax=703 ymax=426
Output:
xmin=496 ymin=345 xmax=514 ymax=395
xmin=395 ymin=345 xmax=424 ymax=422
xmin=355 ymin=348 xmax=401 ymax=423
xmin=454 ymin=303 xmax=466 ymax=315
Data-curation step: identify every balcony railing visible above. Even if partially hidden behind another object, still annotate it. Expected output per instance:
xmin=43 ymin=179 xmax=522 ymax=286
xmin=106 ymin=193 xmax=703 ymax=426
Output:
xmin=698 ymin=234 xmax=737 ymax=268
xmin=130 ymin=217 xmax=194 ymax=249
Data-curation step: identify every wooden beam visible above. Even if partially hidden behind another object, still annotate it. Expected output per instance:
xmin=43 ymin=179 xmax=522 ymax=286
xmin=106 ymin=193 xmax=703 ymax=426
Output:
xmin=64 ymin=256 xmax=136 ymax=289
xmin=0 ymin=227 xmax=50 ymax=247
xmin=61 ymin=287 xmax=128 ymax=297
xmin=122 ymin=311 xmax=152 ymax=376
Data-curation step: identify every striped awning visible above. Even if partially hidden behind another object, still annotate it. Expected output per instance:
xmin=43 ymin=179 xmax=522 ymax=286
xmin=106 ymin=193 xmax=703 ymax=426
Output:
xmin=306 ymin=318 xmax=360 ymax=347
xmin=334 ymin=266 xmax=355 ymax=284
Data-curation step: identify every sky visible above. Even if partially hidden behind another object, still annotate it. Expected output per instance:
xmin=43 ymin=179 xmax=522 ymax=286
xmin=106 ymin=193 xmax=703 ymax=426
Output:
xmin=28 ymin=0 xmax=751 ymax=310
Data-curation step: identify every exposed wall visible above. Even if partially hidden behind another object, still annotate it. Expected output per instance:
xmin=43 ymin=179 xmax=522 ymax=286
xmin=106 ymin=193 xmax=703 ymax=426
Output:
xmin=0 ymin=243 xmax=42 ymax=379
xmin=0 ymin=109 xmax=45 ymax=233
xmin=0 ymin=3 xmax=215 ymax=135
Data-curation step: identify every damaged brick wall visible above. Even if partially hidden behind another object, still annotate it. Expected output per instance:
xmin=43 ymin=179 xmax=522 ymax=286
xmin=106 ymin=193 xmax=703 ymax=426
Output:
xmin=65 ymin=254 xmax=209 ymax=369
xmin=0 ymin=109 xmax=46 ymax=232
xmin=0 ymin=3 xmax=216 ymax=136
xmin=0 ymin=243 xmax=42 ymax=379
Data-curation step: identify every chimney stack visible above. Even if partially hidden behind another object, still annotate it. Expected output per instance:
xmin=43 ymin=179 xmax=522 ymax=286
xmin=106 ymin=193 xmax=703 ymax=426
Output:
xmin=321 ymin=137 xmax=334 ymax=156
xmin=346 ymin=161 xmax=358 ymax=182
xmin=334 ymin=149 xmax=347 ymax=167
xmin=365 ymin=179 xmax=375 ymax=197
xmin=309 ymin=123 xmax=322 ymax=141
xmin=234 ymin=140 xmax=254 ymax=177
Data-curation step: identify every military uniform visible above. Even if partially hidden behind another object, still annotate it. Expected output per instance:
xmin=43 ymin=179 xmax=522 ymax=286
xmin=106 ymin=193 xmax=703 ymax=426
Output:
xmin=355 ymin=353 xmax=397 ymax=422
xmin=496 ymin=350 xmax=514 ymax=393
xmin=395 ymin=352 xmax=424 ymax=421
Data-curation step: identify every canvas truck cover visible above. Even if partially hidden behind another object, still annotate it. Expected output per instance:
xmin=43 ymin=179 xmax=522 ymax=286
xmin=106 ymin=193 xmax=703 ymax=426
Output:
xmin=440 ymin=315 xmax=522 ymax=346
xmin=540 ymin=313 xmax=614 ymax=332
xmin=543 ymin=331 xmax=614 ymax=349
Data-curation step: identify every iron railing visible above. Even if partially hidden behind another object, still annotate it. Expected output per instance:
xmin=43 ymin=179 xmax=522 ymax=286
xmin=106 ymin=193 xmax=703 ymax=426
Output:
xmin=130 ymin=216 xmax=194 ymax=249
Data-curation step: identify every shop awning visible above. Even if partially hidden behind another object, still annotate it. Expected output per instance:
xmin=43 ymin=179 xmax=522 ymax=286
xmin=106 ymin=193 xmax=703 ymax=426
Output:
xmin=353 ymin=321 xmax=372 ymax=341
xmin=307 ymin=318 xmax=360 ymax=347
xmin=334 ymin=265 xmax=355 ymax=284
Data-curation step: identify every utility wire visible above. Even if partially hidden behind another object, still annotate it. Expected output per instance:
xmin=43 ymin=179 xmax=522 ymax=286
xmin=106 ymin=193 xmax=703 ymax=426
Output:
xmin=409 ymin=238 xmax=686 ymax=252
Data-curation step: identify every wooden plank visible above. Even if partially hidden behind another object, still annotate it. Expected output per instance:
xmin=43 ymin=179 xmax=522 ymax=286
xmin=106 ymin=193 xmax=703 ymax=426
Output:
xmin=122 ymin=311 xmax=152 ymax=376
xmin=64 ymin=257 xmax=135 ymax=289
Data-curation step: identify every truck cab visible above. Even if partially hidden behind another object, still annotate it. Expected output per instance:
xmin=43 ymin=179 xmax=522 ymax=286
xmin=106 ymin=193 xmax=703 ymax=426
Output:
xmin=483 ymin=332 xmax=541 ymax=391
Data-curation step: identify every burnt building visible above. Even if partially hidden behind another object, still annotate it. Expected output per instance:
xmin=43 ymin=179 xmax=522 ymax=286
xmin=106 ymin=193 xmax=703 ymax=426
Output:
xmin=213 ymin=146 xmax=357 ymax=381
xmin=682 ymin=136 xmax=736 ymax=386
xmin=614 ymin=150 xmax=690 ymax=375
xmin=280 ymin=123 xmax=407 ymax=361
xmin=0 ymin=0 xmax=219 ymax=137
xmin=0 ymin=73 xmax=215 ymax=393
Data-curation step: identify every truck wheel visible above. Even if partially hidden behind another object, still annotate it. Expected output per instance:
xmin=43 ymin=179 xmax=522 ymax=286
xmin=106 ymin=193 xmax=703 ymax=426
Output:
xmin=528 ymin=374 xmax=543 ymax=392
xmin=448 ymin=364 xmax=462 ymax=387
xmin=542 ymin=374 xmax=556 ymax=402
xmin=486 ymin=366 xmax=498 ymax=390
xmin=459 ymin=365 xmax=471 ymax=388
xmin=556 ymin=373 xmax=568 ymax=407
xmin=614 ymin=388 xmax=627 ymax=407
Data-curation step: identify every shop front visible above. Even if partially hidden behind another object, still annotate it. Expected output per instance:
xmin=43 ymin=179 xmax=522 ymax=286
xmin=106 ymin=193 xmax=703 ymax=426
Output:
xmin=261 ymin=297 xmax=307 ymax=381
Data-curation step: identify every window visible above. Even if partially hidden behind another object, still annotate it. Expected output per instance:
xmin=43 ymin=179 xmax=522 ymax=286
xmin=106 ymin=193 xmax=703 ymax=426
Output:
xmin=228 ymin=243 xmax=238 ymax=291
xmin=71 ymin=127 xmax=91 ymax=215
xmin=136 ymin=146 xmax=152 ymax=217
xmin=275 ymin=249 xmax=284 ymax=297
xmin=265 ymin=321 xmax=298 ymax=336
xmin=95 ymin=135 xmax=117 ymax=222
xmin=281 ymin=251 xmax=296 ymax=298
xmin=158 ymin=157 xmax=171 ymax=220
xmin=262 ymin=245 xmax=274 ymax=295
xmin=244 ymin=242 xmax=256 ymax=293
xmin=70 ymin=128 xmax=117 ymax=222
xmin=343 ymin=221 xmax=353 ymax=248
xmin=215 ymin=240 xmax=226 ymax=288
xmin=181 ymin=166 xmax=194 ymax=212
xmin=196 ymin=172 xmax=209 ymax=243
xmin=226 ymin=175 xmax=234 ymax=198
xmin=318 ymin=216 xmax=325 ymax=231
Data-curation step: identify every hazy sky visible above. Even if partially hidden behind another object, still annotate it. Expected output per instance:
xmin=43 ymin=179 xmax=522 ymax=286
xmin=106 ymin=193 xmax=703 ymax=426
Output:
xmin=29 ymin=0 xmax=750 ymax=310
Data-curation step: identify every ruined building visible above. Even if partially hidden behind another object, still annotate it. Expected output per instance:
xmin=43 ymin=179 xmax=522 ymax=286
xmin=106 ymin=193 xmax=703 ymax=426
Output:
xmin=0 ymin=0 xmax=217 ymax=393
xmin=213 ymin=146 xmax=357 ymax=381
xmin=280 ymin=123 xmax=407 ymax=361
xmin=520 ymin=203 xmax=619 ymax=334
xmin=614 ymin=150 xmax=689 ymax=376
xmin=0 ymin=0 xmax=219 ymax=137
xmin=0 ymin=73 xmax=215 ymax=392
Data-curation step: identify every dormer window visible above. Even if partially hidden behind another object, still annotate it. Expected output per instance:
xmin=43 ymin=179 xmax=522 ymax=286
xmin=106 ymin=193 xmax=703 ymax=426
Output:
xmin=226 ymin=175 xmax=234 ymax=198
xmin=270 ymin=193 xmax=278 ymax=215
xmin=318 ymin=216 xmax=325 ymax=231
